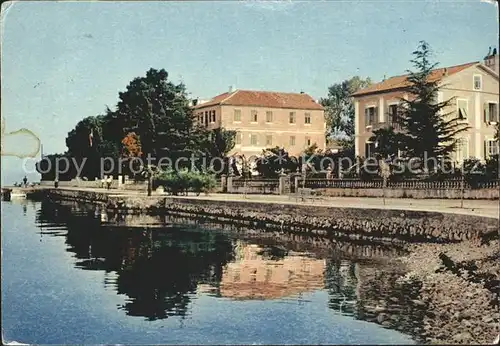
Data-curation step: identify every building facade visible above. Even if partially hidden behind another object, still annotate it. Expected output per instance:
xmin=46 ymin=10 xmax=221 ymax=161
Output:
xmin=193 ymin=89 xmax=326 ymax=158
xmin=352 ymin=54 xmax=499 ymax=163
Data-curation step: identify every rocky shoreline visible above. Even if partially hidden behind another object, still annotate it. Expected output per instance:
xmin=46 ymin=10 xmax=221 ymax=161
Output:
xmin=398 ymin=239 xmax=500 ymax=345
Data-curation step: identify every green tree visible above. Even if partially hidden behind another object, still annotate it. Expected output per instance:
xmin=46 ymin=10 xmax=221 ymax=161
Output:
xmin=397 ymin=41 xmax=469 ymax=170
xmin=303 ymin=143 xmax=319 ymax=157
xmin=208 ymin=128 xmax=236 ymax=158
xmin=47 ymin=69 xmax=235 ymax=181
xmin=320 ymin=76 xmax=371 ymax=149
xmin=65 ymin=115 xmax=111 ymax=179
xmin=205 ymin=128 xmax=236 ymax=175
xmin=255 ymin=147 xmax=299 ymax=178
xmin=65 ymin=115 xmax=103 ymax=158
xmin=116 ymin=68 xmax=208 ymax=160
xmin=369 ymin=127 xmax=405 ymax=159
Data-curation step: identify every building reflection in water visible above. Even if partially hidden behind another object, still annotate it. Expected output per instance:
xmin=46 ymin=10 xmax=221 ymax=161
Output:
xmin=209 ymin=241 xmax=326 ymax=300
xmin=33 ymin=199 xmax=424 ymax=339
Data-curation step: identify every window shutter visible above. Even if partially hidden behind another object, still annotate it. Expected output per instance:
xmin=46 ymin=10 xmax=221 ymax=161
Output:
xmin=484 ymin=103 xmax=489 ymax=123
xmin=484 ymin=140 xmax=488 ymax=160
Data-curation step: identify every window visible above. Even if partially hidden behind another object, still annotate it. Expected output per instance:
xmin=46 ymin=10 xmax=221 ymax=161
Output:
xmin=289 ymin=136 xmax=296 ymax=146
xmin=364 ymin=106 xmax=377 ymax=126
xmin=484 ymin=102 xmax=499 ymax=123
xmin=266 ymin=111 xmax=273 ymax=123
xmin=289 ymin=112 xmax=296 ymax=124
xmin=251 ymin=110 xmax=258 ymax=122
xmin=235 ymin=132 xmax=241 ymax=145
xmin=234 ymin=109 xmax=241 ymax=122
xmin=365 ymin=142 xmax=376 ymax=158
xmin=304 ymin=112 xmax=311 ymax=124
xmin=266 ymin=135 xmax=272 ymax=146
xmin=210 ymin=110 xmax=216 ymax=123
xmin=265 ymin=268 xmax=272 ymax=283
xmin=486 ymin=139 xmax=499 ymax=158
xmin=205 ymin=111 xmax=209 ymax=126
xmin=388 ymin=104 xmax=398 ymax=126
xmin=250 ymin=134 xmax=258 ymax=146
xmin=305 ymin=137 xmax=311 ymax=146
xmin=473 ymin=75 xmax=482 ymax=91
xmin=454 ymin=138 xmax=469 ymax=163
xmin=457 ymin=99 xmax=468 ymax=121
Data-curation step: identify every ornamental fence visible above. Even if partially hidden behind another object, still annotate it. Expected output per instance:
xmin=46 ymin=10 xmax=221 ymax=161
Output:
xmin=230 ymin=177 xmax=280 ymax=194
xmin=302 ymin=178 xmax=500 ymax=190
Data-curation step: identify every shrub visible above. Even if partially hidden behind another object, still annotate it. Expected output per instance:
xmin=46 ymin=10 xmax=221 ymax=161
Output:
xmin=154 ymin=169 xmax=217 ymax=195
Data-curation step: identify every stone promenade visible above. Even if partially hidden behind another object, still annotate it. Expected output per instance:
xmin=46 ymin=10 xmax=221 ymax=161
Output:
xmin=39 ymin=186 xmax=499 ymax=219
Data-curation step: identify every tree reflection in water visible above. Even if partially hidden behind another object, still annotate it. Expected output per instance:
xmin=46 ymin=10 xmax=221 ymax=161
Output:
xmin=36 ymin=200 xmax=235 ymax=321
xmin=324 ymin=259 xmax=358 ymax=315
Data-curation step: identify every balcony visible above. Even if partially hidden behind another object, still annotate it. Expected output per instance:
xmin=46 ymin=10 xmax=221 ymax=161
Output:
xmin=367 ymin=121 xmax=401 ymax=132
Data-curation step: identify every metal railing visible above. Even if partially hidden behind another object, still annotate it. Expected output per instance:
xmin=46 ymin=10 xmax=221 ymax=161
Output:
xmin=232 ymin=178 xmax=279 ymax=190
xmin=304 ymin=178 xmax=500 ymax=190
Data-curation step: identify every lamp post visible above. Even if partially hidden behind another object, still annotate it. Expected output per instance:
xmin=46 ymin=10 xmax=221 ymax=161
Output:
xmin=380 ymin=157 xmax=390 ymax=207
xmin=460 ymin=172 xmax=465 ymax=209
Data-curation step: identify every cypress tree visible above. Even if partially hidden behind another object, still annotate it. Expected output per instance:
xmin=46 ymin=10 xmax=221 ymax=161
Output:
xmin=397 ymin=41 xmax=469 ymax=171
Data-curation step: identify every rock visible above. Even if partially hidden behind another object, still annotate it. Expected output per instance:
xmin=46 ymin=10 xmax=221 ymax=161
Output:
xmin=377 ymin=313 xmax=390 ymax=324
xmin=381 ymin=320 xmax=392 ymax=327
xmin=453 ymin=332 xmax=472 ymax=343
xmin=426 ymin=310 xmax=436 ymax=318
xmin=462 ymin=320 xmax=472 ymax=328
xmin=411 ymin=299 xmax=426 ymax=307
xmin=482 ymin=316 xmax=494 ymax=323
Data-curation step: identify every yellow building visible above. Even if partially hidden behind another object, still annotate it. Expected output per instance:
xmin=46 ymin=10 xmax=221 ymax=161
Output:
xmin=352 ymin=51 xmax=499 ymax=163
xmin=193 ymin=89 xmax=326 ymax=157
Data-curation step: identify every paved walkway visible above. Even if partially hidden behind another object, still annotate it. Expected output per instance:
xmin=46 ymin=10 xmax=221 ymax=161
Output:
xmin=172 ymin=193 xmax=500 ymax=218
xmin=42 ymin=186 xmax=500 ymax=219
xmin=9 ymin=185 xmax=497 ymax=218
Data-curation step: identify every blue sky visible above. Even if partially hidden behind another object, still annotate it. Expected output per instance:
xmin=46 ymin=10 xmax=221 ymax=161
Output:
xmin=1 ymin=0 xmax=498 ymax=184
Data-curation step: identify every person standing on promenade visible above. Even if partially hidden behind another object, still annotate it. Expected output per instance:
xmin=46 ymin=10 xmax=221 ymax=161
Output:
xmin=326 ymin=164 xmax=333 ymax=180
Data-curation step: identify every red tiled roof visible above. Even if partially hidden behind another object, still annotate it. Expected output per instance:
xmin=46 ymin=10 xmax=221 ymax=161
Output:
xmin=351 ymin=62 xmax=479 ymax=97
xmin=194 ymin=90 xmax=324 ymax=110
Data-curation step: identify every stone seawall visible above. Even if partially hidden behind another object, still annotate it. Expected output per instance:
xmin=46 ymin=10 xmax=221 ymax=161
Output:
xmin=158 ymin=198 xmax=497 ymax=244
xmin=46 ymin=189 xmax=497 ymax=244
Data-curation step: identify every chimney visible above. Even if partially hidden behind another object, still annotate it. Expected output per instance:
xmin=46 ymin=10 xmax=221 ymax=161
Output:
xmin=300 ymin=90 xmax=304 ymax=94
xmin=484 ymin=46 xmax=499 ymax=74
xmin=228 ymin=85 xmax=233 ymax=93
xmin=192 ymin=98 xmax=198 ymax=106
xmin=443 ymin=68 xmax=448 ymax=76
